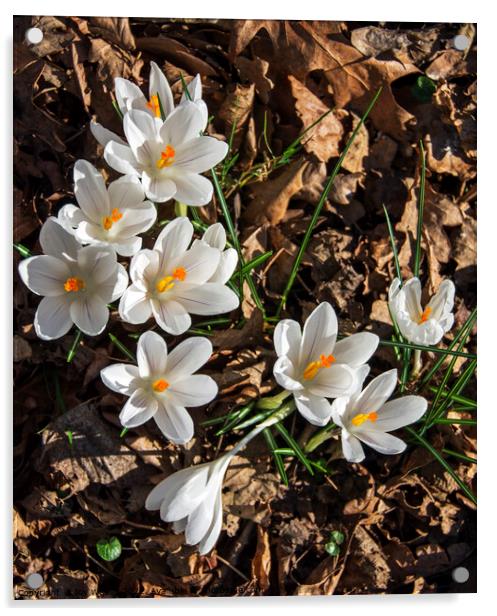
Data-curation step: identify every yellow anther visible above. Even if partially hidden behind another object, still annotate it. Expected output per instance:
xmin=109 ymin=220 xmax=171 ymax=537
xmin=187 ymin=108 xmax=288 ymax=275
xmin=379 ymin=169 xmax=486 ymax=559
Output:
xmin=156 ymin=145 xmax=175 ymax=169
xmin=351 ymin=411 xmax=378 ymax=427
xmin=418 ymin=306 xmax=432 ymax=324
xmin=147 ymin=94 xmax=161 ymax=118
xmin=156 ymin=276 xmax=175 ymax=294
xmin=303 ymin=354 xmax=336 ymax=380
xmin=152 ymin=378 xmax=169 ymax=392
xmin=103 ymin=208 xmax=123 ymax=231
xmin=64 ymin=277 xmax=85 ymax=293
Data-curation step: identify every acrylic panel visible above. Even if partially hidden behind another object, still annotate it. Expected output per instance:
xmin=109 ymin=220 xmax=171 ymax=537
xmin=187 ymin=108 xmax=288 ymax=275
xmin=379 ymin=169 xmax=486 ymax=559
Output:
xmin=13 ymin=16 xmax=476 ymax=599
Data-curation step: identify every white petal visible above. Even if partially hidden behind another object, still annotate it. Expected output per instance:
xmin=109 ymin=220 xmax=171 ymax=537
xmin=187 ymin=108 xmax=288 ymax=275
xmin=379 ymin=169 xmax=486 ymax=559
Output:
xmin=113 ymin=236 xmax=143 ymax=257
xmin=174 ymin=283 xmax=239 ymax=315
xmin=273 ymin=356 xmax=303 ymax=392
xmin=173 ymin=136 xmax=228 ymax=173
xmin=372 ymin=395 xmax=427 ymax=432
xmin=90 ymin=121 xmax=126 ymax=148
xmin=160 ymin=101 xmax=206 ymax=145
xmin=397 ymin=318 xmax=445 ymax=346
xmin=388 ymin=277 xmax=401 ymax=302
xmin=330 ymin=396 xmax=350 ymax=429
xmin=209 ymin=249 xmax=238 ymax=284
xmin=149 ymin=61 xmax=174 ymax=118
xmin=73 ymin=160 xmax=110 ymax=224
xmin=115 ymin=77 xmax=146 ymax=114
xmin=299 ymin=302 xmax=338 ymax=370
xmin=169 ymin=375 xmax=218 ymax=407
xmin=166 ymin=336 xmax=213 ymax=380
xmin=100 ymin=363 xmax=140 ymax=395
xmin=355 ymin=430 xmax=407 ymax=456
xmin=170 ymin=171 xmax=213 ymax=206
xmin=108 ymin=263 xmax=129 ymax=302
xmin=202 ymin=223 xmax=226 ymax=250
xmin=104 ymin=141 xmax=140 ymax=176
xmin=427 ymin=279 xmax=455 ymax=323
xmin=181 ymin=74 xmax=203 ymax=103
xmin=333 ymin=332 xmax=379 ymax=368
xmin=198 ymin=490 xmax=223 ymax=555
xmin=401 ymin=277 xmax=423 ymax=321
xmin=70 ymin=295 xmax=109 ymax=336
xmin=108 ymin=173 xmax=145 ymax=211
xmin=57 ymin=203 xmax=86 ymax=232
xmin=123 ymin=109 xmax=158 ymax=158
xmin=151 ymin=298 xmax=191 ymax=335
xmin=354 ymin=369 xmax=398 ymax=414
xmin=113 ymin=201 xmax=157 ymax=238
xmin=130 ymin=249 xmax=160 ymax=288
xmin=185 ymin=484 xmax=218 ymax=546
xmin=75 ymin=221 xmax=106 ymax=245
xmin=18 ymin=255 xmax=70 ymax=296
xmin=119 ymin=284 xmax=152 ymax=324
xmin=154 ymin=217 xmax=193 ymax=269
xmin=137 ymin=331 xmax=168 ymax=378
xmin=294 ymin=392 xmax=333 ymax=426
xmin=307 ymin=363 xmax=357 ymax=398
xmin=34 ymin=296 xmax=72 ymax=340
xmin=150 ymin=464 xmax=210 ymax=518
xmin=39 ymin=217 xmax=79 ymax=261
xmin=154 ymin=400 xmax=194 ymax=444
xmin=77 ymin=245 xmax=118 ymax=285
xmin=273 ymin=319 xmax=302 ymax=366
xmin=170 ymin=242 xmax=220 ymax=284
xmin=341 ymin=430 xmax=365 ymax=463
xmin=120 ymin=388 xmax=158 ymax=427
xmin=142 ymin=171 xmax=176 ymax=203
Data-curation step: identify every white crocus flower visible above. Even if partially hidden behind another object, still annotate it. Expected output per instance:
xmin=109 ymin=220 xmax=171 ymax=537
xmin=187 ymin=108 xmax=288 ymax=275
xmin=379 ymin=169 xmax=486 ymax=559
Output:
xmin=91 ymin=63 xmax=208 ymax=148
xmin=273 ymin=302 xmax=379 ymax=426
xmin=388 ymin=277 xmax=455 ymax=346
xmin=103 ymin=102 xmax=226 ymax=206
xmin=101 ymin=331 xmax=217 ymax=444
xmin=18 ymin=218 xmax=128 ymax=340
xmin=193 ymin=223 xmax=238 ymax=283
xmin=331 ymin=368 xmax=427 ymax=462
xmin=119 ymin=217 xmax=239 ymax=335
xmin=144 ymin=403 xmax=291 ymax=555
xmin=57 ymin=160 xmax=156 ymax=257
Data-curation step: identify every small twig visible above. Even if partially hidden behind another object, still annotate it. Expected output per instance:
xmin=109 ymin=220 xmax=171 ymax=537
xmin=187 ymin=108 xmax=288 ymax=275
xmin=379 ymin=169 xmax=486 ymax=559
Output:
xmin=215 ymin=554 xmax=249 ymax=582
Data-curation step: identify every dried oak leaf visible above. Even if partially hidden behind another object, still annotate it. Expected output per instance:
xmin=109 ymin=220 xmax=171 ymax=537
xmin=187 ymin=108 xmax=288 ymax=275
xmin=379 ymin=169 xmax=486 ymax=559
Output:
xmin=235 ymin=56 xmax=274 ymax=104
xmin=38 ymin=402 xmax=150 ymax=494
xmin=288 ymin=75 xmax=344 ymax=162
xmin=244 ymin=159 xmax=309 ymax=225
xmin=217 ymin=83 xmax=255 ymax=151
xmin=230 ymin=21 xmax=418 ymax=139
xmin=88 ymin=17 xmax=136 ymax=50
xmin=46 ymin=567 xmax=99 ymax=599
xmin=135 ymin=37 xmax=217 ymax=77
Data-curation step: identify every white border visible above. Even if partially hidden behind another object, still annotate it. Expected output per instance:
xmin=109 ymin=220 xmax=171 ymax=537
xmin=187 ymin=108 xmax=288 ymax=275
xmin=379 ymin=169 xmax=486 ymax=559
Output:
xmin=2 ymin=1 xmax=489 ymax=613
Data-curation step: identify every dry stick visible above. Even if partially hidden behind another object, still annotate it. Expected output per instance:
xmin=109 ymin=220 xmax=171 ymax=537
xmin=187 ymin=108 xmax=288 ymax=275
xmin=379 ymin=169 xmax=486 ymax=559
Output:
xmin=216 ymin=554 xmax=250 ymax=582
xmin=275 ymin=87 xmax=382 ymax=318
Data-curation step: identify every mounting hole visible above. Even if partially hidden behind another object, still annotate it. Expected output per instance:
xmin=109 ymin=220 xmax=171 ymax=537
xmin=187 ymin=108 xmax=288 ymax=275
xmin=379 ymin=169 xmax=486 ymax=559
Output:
xmin=25 ymin=27 xmax=43 ymax=45
xmin=26 ymin=572 xmax=44 ymax=589
xmin=452 ymin=566 xmax=470 ymax=584
xmin=453 ymin=34 xmax=470 ymax=51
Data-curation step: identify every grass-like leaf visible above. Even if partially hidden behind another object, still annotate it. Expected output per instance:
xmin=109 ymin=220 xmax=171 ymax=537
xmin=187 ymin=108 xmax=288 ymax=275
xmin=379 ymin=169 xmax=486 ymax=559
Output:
xmin=414 ymin=140 xmax=426 ymax=278
xmin=263 ymin=428 xmax=288 ymax=486
xmin=108 ymin=333 xmax=136 ymax=362
xmin=66 ymin=329 xmax=83 ymax=363
xmin=406 ymin=427 xmax=476 ymax=505
xmin=379 ymin=338 xmax=476 ymax=359
xmin=275 ymin=87 xmax=382 ymax=318
xmin=274 ymin=422 xmax=314 ymax=475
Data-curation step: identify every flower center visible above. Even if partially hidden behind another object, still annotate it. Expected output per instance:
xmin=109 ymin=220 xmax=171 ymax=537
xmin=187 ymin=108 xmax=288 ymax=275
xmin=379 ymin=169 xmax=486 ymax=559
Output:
xmin=64 ymin=277 xmax=85 ymax=293
xmin=418 ymin=306 xmax=432 ymax=324
xmin=156 ymin=145 xmax=175 ymax=169
xmin=303 ymin=354 xmax=335 ymax=380
xmin=351 ymin=411 xmax=378 ymax=427
xmin=147 ymin=94 xmax=161 ymax=118
xmin=152 ymin=378 xmax=169 ymax=392
xmin=155 ymin=267 xmax=187 ymax=293
xmin=102 ymin=208 xmax=123 ymax=231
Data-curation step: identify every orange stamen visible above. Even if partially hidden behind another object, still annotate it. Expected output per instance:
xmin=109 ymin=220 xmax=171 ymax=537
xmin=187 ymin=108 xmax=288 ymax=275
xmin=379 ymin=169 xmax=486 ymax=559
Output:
xmin=418 ymin=306 xmax=432 ymax=324
xmin=152 ymin=378 xmax=169 ymax=392
xmin=351 ymin=411 xmax=378 ymax=427
xmin=156 ymin=145 xmax=175 ymax=169
xmin=103 ymin=208 xmax=123 ymax=231
xmin=303 ymin=354 xmax=336 ymax=380
xmin=172 ymin=267 xmax=186 ymax=281
xmin=64 ymin=277 xmax=85 ymax=293
xmin=147 ymin=94 xmax=161 ymax=118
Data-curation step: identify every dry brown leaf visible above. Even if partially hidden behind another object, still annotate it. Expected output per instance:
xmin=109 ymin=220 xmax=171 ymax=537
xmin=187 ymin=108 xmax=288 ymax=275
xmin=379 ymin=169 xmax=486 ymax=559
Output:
xmin=244 ymin=159 xmax=308 ymax=225
xmin=251 ymin=525 xmax=271 ymax=592
xmin=288 ymin=75 xmax=344 ymax=162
